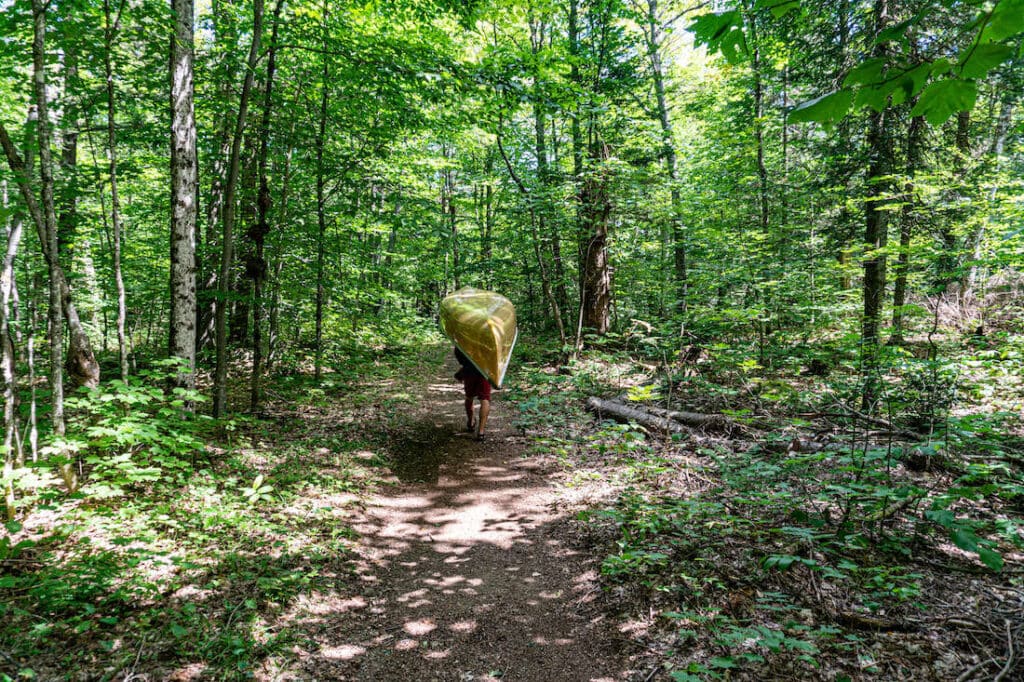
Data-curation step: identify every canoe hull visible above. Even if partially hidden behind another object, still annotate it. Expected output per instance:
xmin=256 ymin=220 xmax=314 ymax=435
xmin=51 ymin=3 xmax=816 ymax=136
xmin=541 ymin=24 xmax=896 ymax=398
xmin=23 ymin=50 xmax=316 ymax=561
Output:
xmin=440 ymin=288 xmax=517 ymax=388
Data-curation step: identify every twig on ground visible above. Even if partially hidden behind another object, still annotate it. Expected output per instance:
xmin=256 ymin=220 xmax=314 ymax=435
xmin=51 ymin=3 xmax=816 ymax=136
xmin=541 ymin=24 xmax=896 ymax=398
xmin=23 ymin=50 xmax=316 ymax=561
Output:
xmin=121 ymin=633 xmax=148 ymax=682
xmin=955 ymin=657 xmax=996 ymax=682
xmin=993 ymin=619 xmax=1016 ymax=682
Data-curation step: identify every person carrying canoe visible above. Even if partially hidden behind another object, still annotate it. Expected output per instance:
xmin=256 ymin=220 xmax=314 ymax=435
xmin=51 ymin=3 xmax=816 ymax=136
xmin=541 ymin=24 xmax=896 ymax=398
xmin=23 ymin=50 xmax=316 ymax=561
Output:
xmin=454 ymin=347 xmax=491 ymax=440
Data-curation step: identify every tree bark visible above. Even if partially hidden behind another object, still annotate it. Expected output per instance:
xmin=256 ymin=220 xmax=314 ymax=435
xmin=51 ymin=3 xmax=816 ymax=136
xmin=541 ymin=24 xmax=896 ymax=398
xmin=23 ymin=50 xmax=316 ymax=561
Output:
xmin=529 ymin=12 xmax=567 ymax=343
xmin=890 ymin=114 xmax=924 ymax=344
xmin=169 ymin=0 xmax=198 ymax=392
xmin=0 ymin=122 xmax=99 ymax=394
xmin=1 ymin=180 xmax=23 ymax=519
xmin=580 ymin=139 xmax=612 ymax=336
xmin=266 ymin=139 xmax=294 ymax=372
xmin=586 ymin=396 xmax=689 ymax=436
xmin=57 ymin=42 xmax=79 ymax=265
xmin=105 ymin=0 xmax=129 ymax=380
xmin=213 ymin=0 xmax=263 ymax=416
xmin=31 ymin=0 xmax=73 ymax=491
xmin=642 ymin=0 xmax=687 ymax=313
xmin=249 ymin=0 xmax=283 ymax=411
xmin=314 ymin=13 xmax=329 ymax=383
xmin=197 ymin=0 xmax=241 ymax=352
xmin=860 ymin=0 xmax=893 ymax=411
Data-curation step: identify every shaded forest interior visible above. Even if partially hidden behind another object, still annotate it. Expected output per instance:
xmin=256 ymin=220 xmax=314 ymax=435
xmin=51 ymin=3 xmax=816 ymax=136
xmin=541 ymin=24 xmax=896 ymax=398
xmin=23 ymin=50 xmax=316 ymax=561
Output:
xmin=0 ymin=0 xmax=1022 ymax=679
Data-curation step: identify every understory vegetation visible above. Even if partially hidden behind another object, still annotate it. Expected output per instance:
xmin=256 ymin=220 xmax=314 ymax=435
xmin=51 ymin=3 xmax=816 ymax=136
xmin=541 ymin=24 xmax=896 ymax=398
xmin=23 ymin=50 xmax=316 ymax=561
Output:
xmin=1 ymin=0 xmax=1023 ymax=678
xmin=508 ymin=302 xmax=1023 ymax=680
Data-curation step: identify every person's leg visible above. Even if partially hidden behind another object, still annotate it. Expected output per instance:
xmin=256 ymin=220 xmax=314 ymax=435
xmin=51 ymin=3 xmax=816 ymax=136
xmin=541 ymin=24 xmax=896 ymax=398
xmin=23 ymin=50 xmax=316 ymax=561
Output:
xmin=464 ymin=396 xmax=475 ymax=430
xmin=476 ymin=399 xmax=490 ymax=437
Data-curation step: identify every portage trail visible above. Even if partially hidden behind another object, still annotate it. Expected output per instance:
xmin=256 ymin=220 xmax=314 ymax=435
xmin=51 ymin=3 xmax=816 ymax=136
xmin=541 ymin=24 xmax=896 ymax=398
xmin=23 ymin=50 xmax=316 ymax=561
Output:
xmin=294 ymin=357 xmax=634 ymax=681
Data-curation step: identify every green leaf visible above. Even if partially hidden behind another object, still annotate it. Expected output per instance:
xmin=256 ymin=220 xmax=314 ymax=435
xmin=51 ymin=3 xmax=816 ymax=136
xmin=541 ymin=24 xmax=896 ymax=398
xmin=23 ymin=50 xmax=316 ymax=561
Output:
xmin=754 ymin=0 xmax=800 ymax=18
xmin=931 ymin=57 xmax=952 ymax=76
xmin=842 ymin=58 xmax=886 ymax=87
xmin=909 ymin=78 xmax=977 ymax=126
xmin=763 ymin=554 xmax=797 ymax=570
xmin=959 ymin=43 xmax=1014 ymax=79
xmin=952 ymin=528 xmax=979 ymax=553
xmin=875 ymin=17 xmax=918 ymax=47
xmin=688 ymin=11 xmax=741 ymax=45
xmin=981 ymin=0 xmax=1024 ymax=43
xmin=890 ymin=63 xmax=933 ymax=105
xmin=4 ymin=520 xmax=22 ymax=534
xmin=978 ymin=547 xmax=1003 ymax=571
xmin=925 ymin=509 xmax=955 ymax=527
xmin=688 ymin=11 xmax=747 ymax=64
xmin=170 ymin=623 xmax=188 ymax=638
xmin=788 ymin=89 xmax=853 ymax=124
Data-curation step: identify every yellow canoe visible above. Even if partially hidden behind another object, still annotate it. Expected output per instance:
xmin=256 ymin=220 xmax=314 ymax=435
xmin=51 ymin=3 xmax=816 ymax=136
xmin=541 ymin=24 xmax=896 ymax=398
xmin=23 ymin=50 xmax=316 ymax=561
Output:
xmin=440 ymin=287 xmax=518 ymax=388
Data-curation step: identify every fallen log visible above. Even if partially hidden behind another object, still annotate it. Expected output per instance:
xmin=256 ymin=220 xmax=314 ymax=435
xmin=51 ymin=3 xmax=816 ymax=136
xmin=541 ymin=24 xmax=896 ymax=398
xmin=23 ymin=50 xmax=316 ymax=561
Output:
xmin=585 ymin=397 xmax=689 ymax=436
xmin=624 ymin=402 xmax=735 ymax=434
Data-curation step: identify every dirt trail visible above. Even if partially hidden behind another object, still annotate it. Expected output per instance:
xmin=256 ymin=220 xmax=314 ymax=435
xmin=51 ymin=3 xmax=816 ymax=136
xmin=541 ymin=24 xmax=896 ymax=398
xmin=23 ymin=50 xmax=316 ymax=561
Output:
xmin=293 ymin=361 xmax=633 ymax=681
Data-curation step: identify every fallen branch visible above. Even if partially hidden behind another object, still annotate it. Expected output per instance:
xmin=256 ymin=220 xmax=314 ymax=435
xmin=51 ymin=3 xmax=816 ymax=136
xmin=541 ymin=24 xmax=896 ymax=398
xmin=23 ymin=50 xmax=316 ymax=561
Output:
xmin=994 ymin=619 xmax=1016 ymax=682
xmin=586 ymin=397 xmax=689 ymax=436
xmin=623 ymin=402 xmax=736 ymax=434
xmin=822 ymin=404 xmax=927 ymax=441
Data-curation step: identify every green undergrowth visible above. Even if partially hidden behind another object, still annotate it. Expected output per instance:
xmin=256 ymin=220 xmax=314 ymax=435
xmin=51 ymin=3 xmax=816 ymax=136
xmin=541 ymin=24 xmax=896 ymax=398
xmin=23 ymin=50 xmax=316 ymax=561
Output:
xmin=510 ymin=331 xmax=1024 ymax=680
xmin=0 ymin=344 xmax=432 ymax=680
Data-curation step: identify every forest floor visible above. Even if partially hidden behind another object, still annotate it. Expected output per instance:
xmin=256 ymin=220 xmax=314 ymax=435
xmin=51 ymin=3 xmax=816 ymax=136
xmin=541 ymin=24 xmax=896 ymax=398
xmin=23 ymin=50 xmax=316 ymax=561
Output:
xmin=272 ymin=352 xmax=637 ymax=681
xmin=3 ymin=338 xmax=1022 ymax=681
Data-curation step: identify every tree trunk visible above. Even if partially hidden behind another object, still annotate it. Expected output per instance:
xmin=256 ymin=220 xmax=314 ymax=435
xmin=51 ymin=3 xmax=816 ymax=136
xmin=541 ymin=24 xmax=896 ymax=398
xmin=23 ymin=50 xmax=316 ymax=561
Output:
xmin=585 ymin=396 xmax=689 ymax=436
xmin=314 ymin=15 xmax=329 ymax=383
xmin=860 ymin=0 xmax=893 ymax=411
xmin=57 ymin=43 xmax=79 ymax=265
xmin=31 ymin=0 xmax=72 ymax=490
xmin=169 ymin=0 xmax=198 ymax=392
xmin=197 ymin=0 xmax=241 ymax=352
xmin=529 ymin=13 xmax=566 ymax=343
xmin=568 ymin=0 xmax=584 ymax=324
xmin=1 ymin=180 xmax=23 ymax=519
xmin=643 ymin=0 xmax=686 ymax=313
xmin=0 ymin=123 xmax=99 ymax=392
xmin=266 ymin=139 xmax=294 ymax=372
xmin=483 ymin=183 xmax=493 ymax=286
xmin=580 ymin=139 xmax=612 ymax=336
xmin=890 ymin=114 xmax=924 ymax=345
xmin=105 ymin=0 xmax=129 ymax=380
xmin=213 ymin=0 xmax=263 ymax=416
xmin=249 ymin=0 xmax=283 ymax=411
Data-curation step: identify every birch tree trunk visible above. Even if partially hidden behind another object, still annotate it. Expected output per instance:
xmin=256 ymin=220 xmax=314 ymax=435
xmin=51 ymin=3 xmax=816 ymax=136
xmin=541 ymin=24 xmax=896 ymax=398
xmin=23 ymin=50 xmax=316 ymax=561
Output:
xmin=31 ymin=0 xmax=72 ymax=490
xmin=1 ymin=180 xmax=22 ymax=519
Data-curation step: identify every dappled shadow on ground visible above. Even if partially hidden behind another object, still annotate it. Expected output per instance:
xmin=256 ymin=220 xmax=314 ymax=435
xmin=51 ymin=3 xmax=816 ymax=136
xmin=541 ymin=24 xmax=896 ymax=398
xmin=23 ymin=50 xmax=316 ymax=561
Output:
xmin=386 ymin=420 xmax=456 ymax=485
xmin=272 ymin=362 xmax=632 ymax=681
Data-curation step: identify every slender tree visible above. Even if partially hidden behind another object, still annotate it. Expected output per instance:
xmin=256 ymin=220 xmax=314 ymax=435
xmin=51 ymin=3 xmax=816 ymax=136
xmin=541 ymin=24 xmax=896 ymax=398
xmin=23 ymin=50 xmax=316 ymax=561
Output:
xmin=169 ymin=0 xmax=198 ymax=391
xmin=213 ymin=0 xmax=264 ymax=416
xmin=105 ymin=0 xmax=129 ymax=380
xmin=250 ymin=0 xmax=285 ymax=411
